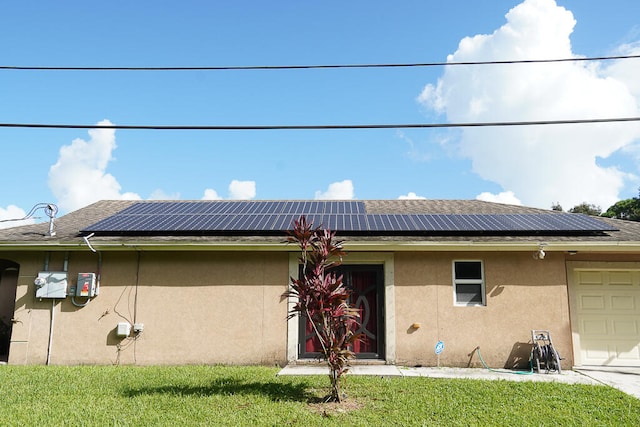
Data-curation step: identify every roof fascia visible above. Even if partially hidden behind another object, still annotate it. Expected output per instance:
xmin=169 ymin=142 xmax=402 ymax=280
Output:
xmin=2 ymin=240 xmax=640 ymax=253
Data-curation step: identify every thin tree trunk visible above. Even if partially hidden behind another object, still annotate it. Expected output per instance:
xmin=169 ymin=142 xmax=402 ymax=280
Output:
xmin=329 ymin=368 xmax=341 ymax=402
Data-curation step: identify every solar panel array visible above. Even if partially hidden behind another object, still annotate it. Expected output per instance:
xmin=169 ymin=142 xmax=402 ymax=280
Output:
xmin=82 ymin=200 xmax=618 ymax=235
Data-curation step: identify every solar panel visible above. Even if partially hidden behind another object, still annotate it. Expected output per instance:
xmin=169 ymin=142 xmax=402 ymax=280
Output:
xmin=272 ymin=214 xmax=294 ymax=230
xmin=82 ymin=201 xmax=619 ymax=235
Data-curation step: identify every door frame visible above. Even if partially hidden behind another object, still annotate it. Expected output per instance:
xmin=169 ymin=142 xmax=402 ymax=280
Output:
xmin=0 ymin=260 xmax=20 ymax=362
xmin=287 ymin=252 xmax=396 ymax=364
xmin=298 ymin=264 xmax=385 ymax=359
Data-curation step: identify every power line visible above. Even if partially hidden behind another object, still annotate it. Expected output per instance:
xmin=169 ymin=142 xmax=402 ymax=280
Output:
xmin=1 ymin=117 xmax=639 ymax=131
xmin=1 ymin=54 xmax=639 ymax=71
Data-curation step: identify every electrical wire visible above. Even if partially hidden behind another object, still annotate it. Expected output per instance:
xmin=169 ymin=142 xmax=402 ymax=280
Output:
xmin=0 ymin=117 xmax=639 ymax=131
xmin=1 ymin=54 xmax=638 ymax=71
xmin=0 ymin=202 xmax=57 ymax=222
xmin=1 ymin=55 xmax=638 ymax=133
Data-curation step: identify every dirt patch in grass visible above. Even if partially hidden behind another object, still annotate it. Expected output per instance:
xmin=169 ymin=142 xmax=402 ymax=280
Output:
xmin=306 ymin=395 xmax=364 ymax=417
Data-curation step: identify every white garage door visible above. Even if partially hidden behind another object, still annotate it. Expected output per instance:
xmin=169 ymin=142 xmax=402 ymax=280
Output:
xmin=569 ymin=264 xmax=640 ymax=367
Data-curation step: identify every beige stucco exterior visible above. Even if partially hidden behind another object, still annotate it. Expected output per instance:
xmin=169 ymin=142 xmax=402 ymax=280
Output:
xmin=0 ymin=247 xmax=594 ymax=369
xmin=2 ymin=250 xmax=290 ymax=366
xmin=393 ymin=251 xmax=571 ymax=368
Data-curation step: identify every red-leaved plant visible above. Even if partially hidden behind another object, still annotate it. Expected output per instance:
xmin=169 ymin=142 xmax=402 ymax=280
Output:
xmin=285 ymin=216 xmax=360 ymax=402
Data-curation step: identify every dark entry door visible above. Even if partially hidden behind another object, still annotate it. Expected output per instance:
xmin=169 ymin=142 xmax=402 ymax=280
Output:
xmin=299 ymin=265 xmax=384 ymax=359
xmin=0 ymin=262 xmax=19 ymax=361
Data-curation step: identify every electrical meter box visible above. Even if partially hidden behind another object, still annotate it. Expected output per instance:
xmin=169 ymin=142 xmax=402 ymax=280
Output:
xmin=35 ymin=271 xmax=68 ymax=299
xmin=76 ymin=273 xmax=97 ymax=297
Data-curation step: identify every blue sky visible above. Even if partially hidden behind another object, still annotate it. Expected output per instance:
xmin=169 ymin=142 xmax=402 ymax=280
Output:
xmin=1 ymin=0 xmax=640 ymax=226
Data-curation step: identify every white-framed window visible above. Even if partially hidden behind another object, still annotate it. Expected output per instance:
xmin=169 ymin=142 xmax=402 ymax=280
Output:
xmin=452 ymin=260 xmax=485 ymax=306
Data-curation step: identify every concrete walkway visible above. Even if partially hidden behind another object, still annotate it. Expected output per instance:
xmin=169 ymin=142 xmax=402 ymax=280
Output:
xmin=279 ymin=365 xmax=640 ymax=399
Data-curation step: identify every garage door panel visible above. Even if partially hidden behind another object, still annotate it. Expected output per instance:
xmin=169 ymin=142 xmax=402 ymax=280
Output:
xmin=582 ymin=319 xmax=608 ymax=335
xmin=571 ymin=265 xmax=640 ymax=367
xmin=609 ymin=271 xmax=635 ymax=285
xmin=580 ymin=317 xmax=639 ymax=339
xmin=576 ymin=271 xmax=605 ymax=285
xmin=583 ymin=342 xmax=616 ymax=365
xmin=611 ymin=295 xmax=636 ymax=311
xmin=579 ymin=295 xmax=606 ymax=310
xmin=611 ymin=319 xmax=638 ymax=336
xmin=582 ymin=340 xmax=640 ymax=366
xmin=575 ymin=269 xmax=640 ymax=287
xmin=617 ymin=347 xmax=640 ymax=362
xmin=578 ymin=293 xmax=639 ymax=312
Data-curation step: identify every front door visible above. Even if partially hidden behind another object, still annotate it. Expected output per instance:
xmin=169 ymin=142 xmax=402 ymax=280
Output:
xmin=299 ymin=265 xmax=384 ymax=359
xmin=0 ymin=262 xmax=19 ymax=362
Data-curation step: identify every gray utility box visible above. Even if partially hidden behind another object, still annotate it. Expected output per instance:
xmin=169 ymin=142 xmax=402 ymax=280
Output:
xmin=76 ymin=273 xmax=97 ymax=297
xmin=35 ymin=271 xmax=68 ymax=299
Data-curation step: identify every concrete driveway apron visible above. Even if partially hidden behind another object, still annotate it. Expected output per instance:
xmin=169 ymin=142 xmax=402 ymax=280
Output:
xmin=575 ymin=367 xmax=640 ymax=399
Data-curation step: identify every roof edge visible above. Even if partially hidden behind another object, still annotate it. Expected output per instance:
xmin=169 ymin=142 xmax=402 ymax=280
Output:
xmin=3 ymin=240 xmax=640 ymax=252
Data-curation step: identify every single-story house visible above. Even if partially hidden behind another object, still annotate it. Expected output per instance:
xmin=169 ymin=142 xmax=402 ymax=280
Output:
xmin=0 ymin=199 xmax=639 ymax=369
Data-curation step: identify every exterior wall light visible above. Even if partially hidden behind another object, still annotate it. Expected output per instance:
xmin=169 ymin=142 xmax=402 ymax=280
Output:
xmin=533 ymin=244 xmax=547 ymax=260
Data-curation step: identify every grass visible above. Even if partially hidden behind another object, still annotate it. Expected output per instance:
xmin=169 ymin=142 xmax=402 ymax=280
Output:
xmin=0 ymin=365 xmax=638 ymax=426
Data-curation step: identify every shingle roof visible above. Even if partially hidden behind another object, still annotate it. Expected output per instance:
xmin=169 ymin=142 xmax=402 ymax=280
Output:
xmin=0 ymin=199 xmax=639 ymax=248
xmin=363 ymin=199 xmax=549 ymax=214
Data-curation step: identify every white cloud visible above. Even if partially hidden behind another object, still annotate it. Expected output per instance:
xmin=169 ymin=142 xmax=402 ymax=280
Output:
xmin=397 ymin=130 xmax=432 ymax=162
xmin=398 ymin=192 xmax=427 ymax=200
xmin=314 ymin=180 xmax=355 ymax=200
xmin=418 ymin=0 xmax=640 ymax=209
xmin=228 ymin=180 xmax=256 ymax=200
xmin=476 ymin=191 xmax=522 ymax=205
xmin=603 ymin=41 xmax=640 ymax=166
xmin=202 ymin=189 xmax=223 ymax=200
xmin=605 ymin=41 xmax=640 ymax=100
xmin=0 ymin=205 xmax=35 ymax=229
xmin=201 ymin=180 xmax=256 ymax=200
xmin=48 ymin=120 xmax=140 ymax=212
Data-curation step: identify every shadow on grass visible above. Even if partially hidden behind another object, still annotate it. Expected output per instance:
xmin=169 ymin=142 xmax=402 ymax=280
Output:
xmin=124 ymin=377 xmax=315 ymax=402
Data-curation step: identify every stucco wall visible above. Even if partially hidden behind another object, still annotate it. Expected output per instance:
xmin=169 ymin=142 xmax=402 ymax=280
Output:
xmin=3 ymin=250 xmax=290 ymax=366
xmin=393 ymin=251 xmax=572 ymax=369
xmin=2 ymin=249 xmax=575 ymax=368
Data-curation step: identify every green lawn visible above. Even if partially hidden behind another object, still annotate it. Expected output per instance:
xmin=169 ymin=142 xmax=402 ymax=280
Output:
xmin=0 ymin=365 xmax=637 ymax=426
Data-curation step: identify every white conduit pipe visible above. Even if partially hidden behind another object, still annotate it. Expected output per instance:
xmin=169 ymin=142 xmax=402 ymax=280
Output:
xmin=45 ymin=252 xmax=68 ymax=365
xmin=46 ymin=300 xmax=55 ymax=366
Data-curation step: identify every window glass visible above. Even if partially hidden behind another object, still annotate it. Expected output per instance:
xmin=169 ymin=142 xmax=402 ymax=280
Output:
xmin=453 ymin=261 xmax=485 ymax=306
xmin=454 ymin=261 xmax=482 ymax=280
xmin=456 ymin=284 xmax=483 ymax=304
